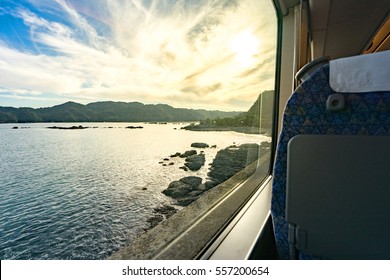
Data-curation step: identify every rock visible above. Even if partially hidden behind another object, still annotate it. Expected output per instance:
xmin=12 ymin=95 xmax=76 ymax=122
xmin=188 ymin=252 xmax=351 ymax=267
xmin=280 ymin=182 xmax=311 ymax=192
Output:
xmin=188 ymin=190 xmax=203 ymax=197
xmin=204 ymin=181 xmax=217 ymax=189
xmin=191 ymin=142 xmax=209 ymax=148
xmin=47 ymin=125 xmax=87 ymax=130
xmin=169 ymin=162 xmax=174 ymax=165
xmin=125 ymin=126 xmax=143 ymax=129
xmin=184 ymin=154 xmax=205 ymax=171
xmin=170 ymin=152 xmax=181 ymax=158
xmin=176 ymin=197 xmax=199 ymax=206
xmin=179 ymin=150 xmax=197 ymax=158
xmin=161 ymin=143 xmax=262 ymax=207
xmin=142 ymin=187 xmax=147 ymax=190
xmin=179 ymin=176 xmax=202 ymax=188
xmin=179 ymin=166 xmax=188 ymax=171
xmin=163 ymin=158 xmax=170 ymax=161
xmin=163 ymin=181 xmax=193 ymax=198
xmin=162 ymin=176 xmax=204 ymax=206
xmin=208 ymin=143 xmax=260 ymax=184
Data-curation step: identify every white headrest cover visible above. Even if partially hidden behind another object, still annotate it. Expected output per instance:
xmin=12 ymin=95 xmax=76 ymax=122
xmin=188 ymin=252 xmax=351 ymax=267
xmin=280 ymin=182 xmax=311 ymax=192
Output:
xmin=329 ymin=50 xmax=390 ymax=93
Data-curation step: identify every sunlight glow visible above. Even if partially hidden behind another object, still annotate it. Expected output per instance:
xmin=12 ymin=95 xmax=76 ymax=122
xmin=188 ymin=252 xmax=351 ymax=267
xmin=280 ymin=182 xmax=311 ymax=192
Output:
xmin=230 ymin=30 xmax=261 ymax=68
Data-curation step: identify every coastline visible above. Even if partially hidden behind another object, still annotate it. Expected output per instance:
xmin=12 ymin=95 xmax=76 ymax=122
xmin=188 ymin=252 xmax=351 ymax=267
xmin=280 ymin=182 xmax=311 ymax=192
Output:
xmin=142 ymin=140 xmax=271 ymax=232
xmin=109 ymin=150 xmax=271 ymax=259
xmin=182 ymin=124 xmax=270 ymax=135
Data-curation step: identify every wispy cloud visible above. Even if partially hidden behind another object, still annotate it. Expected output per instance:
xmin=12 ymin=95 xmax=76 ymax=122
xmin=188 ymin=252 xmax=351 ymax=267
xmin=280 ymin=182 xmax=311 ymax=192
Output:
xmin=0 ymin=0 xmax=276 ymax=110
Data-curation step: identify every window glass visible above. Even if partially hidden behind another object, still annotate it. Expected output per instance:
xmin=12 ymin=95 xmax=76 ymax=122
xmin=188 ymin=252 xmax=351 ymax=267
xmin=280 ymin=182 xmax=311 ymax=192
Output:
xmin=0 ymin=0 xmax=276 ymax=259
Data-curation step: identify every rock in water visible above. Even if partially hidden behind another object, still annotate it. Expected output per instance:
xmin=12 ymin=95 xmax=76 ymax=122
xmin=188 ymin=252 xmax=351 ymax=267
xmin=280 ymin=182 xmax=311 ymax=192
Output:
xmin=191 ymin=142 xmax=209 ymax=148
xmin=184 ymin=154 xmax=205 ymax=171
xmin=179 ymin=150 xmax=197 ymax=158
xmin=179 ymin=176 xmax=202 ymax=188
xmin=208 ymin=143 xmax=260 ymax=184
xmin=162 ymin=176 xmax=204 ymax=206
xmin=163 ymin=181 xmax=193 ymax=198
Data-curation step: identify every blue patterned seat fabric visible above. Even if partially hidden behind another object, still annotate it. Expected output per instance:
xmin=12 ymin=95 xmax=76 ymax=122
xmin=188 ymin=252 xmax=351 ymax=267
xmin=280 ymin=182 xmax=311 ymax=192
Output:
xmin=271 ymin=64 xmax=390 ymax=259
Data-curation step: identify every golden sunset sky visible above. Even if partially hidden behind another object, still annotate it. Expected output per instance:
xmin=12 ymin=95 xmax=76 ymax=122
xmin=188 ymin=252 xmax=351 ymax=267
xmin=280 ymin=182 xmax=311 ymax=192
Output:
xmin=0 ymin=0 xmax=276 ymax=111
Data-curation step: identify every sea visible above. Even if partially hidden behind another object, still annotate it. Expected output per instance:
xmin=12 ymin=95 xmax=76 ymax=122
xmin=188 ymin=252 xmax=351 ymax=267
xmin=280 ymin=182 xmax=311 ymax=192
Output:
xmin=0 ymin=122 xmax=269 ymax=260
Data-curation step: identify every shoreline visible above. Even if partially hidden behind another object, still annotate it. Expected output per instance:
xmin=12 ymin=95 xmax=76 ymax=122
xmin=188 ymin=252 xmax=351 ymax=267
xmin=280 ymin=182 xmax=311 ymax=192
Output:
xmin=182 ymin=124 xmax=270 ymax=135
xmin=109 ymin=150 xmax=271 ymax=259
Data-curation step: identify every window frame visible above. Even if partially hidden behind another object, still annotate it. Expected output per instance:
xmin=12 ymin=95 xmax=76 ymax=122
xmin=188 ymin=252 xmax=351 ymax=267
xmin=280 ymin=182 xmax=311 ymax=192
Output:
xmin=200 ymin=0 xmax=284 ymax=260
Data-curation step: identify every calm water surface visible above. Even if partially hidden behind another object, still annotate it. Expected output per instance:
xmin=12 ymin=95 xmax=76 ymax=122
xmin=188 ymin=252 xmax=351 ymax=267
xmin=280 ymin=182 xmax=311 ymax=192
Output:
xmin=0 ymin=122 xmax=268 ymax=259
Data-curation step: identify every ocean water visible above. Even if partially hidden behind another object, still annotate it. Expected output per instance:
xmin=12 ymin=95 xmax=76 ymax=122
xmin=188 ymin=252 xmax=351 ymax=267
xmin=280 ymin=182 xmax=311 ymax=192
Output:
xmin=0 ymin=122 xmax=268 ymax=259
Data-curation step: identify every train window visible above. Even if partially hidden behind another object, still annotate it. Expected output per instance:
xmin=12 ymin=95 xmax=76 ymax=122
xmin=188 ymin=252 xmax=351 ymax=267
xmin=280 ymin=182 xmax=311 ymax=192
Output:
xmin=0 ymin=0 xmax=277 ymax=259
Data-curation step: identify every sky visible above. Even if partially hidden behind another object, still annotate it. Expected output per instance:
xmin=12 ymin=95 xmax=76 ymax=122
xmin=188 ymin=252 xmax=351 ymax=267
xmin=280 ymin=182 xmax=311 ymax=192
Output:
xmin=0 ymin=0 xmax=277 ymax=111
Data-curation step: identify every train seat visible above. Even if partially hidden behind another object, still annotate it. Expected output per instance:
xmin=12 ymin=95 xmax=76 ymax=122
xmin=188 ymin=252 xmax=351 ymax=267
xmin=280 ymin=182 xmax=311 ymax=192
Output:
xmin=271 ymin=50 xmax=390 ymax=259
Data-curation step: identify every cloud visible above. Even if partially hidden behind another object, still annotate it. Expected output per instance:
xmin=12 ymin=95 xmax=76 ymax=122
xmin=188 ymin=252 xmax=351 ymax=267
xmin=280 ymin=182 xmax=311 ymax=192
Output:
xmin=0 ymin=0 xmax=277 ymax=111
xmin=181 ymin=83 xmax=222 ymax=97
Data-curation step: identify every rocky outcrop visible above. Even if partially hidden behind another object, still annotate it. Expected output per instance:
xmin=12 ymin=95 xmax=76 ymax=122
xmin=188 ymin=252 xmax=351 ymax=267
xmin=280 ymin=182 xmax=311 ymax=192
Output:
xmin=163 ymin=180 xmax=194 ymax=198
xmin=160 ymin=149 xmax=205 ymax=171
xmin=161 ymin=143 xmax=212 ymax=171
xmin=179 ymin=150 xmax=197 ymax=158
xmin=170 ymin=152 xmax=181 ymax=158
xmin=159 ymin=142 xmax=271 ymax=216
xmin=184 ymin=154 xmax=205 ymax=171
xmin=191 ymin=142 xmax=209 ymax=148
xmin=163 ymin=176 xmax=202 ymax=197
xmin=207 ymin=143 xmax=262 ymax=185
xmin=161 ymin=141 xmax=270 ymax=207
xmin=162 ymin=176 xmax=211 ymax=206
xmin=47 ymin=125 xmax=87 ymax=130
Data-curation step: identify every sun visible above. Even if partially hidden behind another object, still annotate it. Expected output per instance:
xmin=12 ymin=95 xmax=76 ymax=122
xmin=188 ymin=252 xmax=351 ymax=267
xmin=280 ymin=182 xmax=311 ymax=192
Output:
xmin=230 ymin=30 xmax=261 ymax=68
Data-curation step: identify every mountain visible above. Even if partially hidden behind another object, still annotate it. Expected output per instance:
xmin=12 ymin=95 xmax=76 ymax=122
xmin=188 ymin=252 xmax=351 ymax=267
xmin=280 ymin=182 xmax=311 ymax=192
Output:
xmin=185 ymin=90 xmax=274 ymax=134
xmin=0 ymin=101 xmax=241 ymax=123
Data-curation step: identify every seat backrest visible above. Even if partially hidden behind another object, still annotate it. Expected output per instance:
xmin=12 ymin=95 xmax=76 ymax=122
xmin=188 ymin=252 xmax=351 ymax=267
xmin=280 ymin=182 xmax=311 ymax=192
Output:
xmin=271 ymin=50 xmax=390 ymax=259
xmin=286 ymin=134 xmax=390 ymax=259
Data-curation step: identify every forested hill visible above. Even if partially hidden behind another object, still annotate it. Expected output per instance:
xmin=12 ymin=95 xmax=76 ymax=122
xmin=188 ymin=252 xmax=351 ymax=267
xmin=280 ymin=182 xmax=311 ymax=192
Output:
xmin=184 ymin=90 xmax=274 ymax=134
xmin=0 ymin=101 xmax=241 ymax=123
